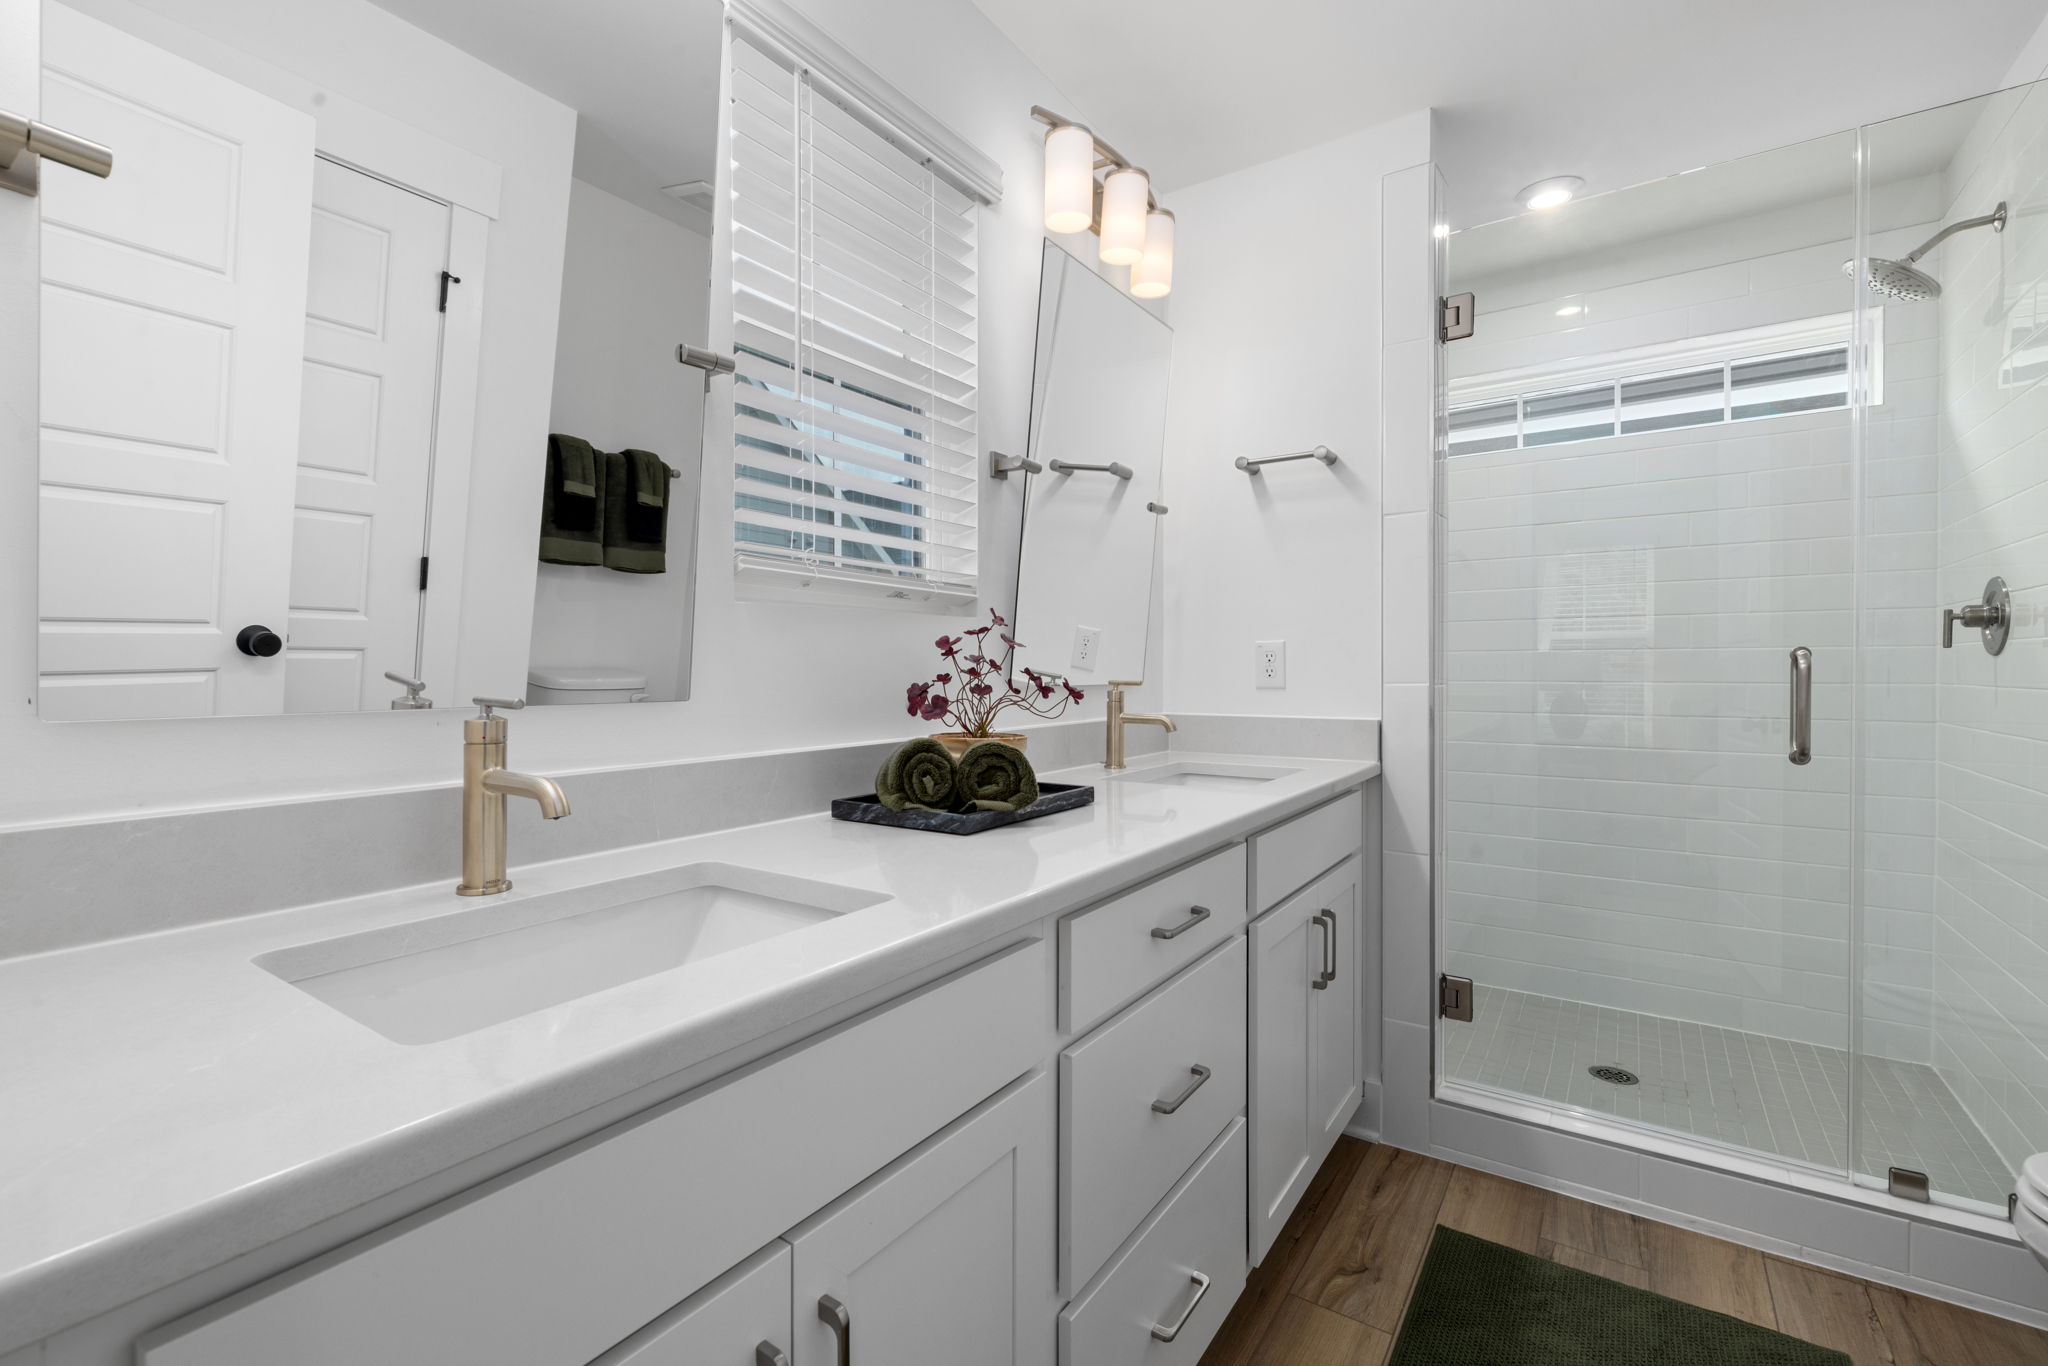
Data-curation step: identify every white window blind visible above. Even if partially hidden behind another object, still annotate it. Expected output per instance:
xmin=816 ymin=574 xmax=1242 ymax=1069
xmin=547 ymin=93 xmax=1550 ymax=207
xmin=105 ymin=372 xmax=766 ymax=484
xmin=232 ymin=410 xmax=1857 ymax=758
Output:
xmin=726 ymin=25 xmax=980 ymax=606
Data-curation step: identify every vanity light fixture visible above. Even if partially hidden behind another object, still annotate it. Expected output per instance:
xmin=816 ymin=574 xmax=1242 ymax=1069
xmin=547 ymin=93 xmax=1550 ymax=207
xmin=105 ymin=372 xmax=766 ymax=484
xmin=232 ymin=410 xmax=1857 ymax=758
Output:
xmin=1519 ymin=175 xmax=1584 ymax=212
xmin=1130 ymin=208 xmax=1175 ymax=298
xmin=1042 ymin=123 xmax=1097 ymax=234
xmin=1033 ymin=105 xmax=1174 ymax=297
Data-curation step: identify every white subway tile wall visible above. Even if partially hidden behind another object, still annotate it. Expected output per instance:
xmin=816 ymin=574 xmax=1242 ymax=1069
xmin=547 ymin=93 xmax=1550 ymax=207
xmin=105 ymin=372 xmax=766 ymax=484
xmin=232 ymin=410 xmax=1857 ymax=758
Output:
xmin=1927 ymin=78 xmax=2048 ymax=1184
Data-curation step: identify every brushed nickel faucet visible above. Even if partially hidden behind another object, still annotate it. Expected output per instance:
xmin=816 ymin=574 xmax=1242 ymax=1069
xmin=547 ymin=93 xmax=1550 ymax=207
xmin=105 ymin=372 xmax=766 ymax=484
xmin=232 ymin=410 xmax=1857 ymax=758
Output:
xmin=458 ymin=698 xmax=570 ymax=896
xmin=1104 ymin=679 xmax=1175 ymax=770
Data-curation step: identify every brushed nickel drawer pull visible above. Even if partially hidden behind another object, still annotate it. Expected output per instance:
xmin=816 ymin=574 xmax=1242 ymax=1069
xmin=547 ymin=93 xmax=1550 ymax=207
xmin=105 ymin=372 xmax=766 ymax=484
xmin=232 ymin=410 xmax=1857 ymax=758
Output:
xmin=1313 ymin=909 xmax=1337 ymax=989
xmin=818 ymin=1294 xmax=850 ymax=1366
xmin=1151 ymin=904 xmax=1212 ymax=940
xmin=1151 ymin=1270 xmax=1213 ymax=1342
xmin=756 ymin=1344 xmax=791 ymax=1366
xmin=1152 ymin=1063 xmax=1212 ymax=1114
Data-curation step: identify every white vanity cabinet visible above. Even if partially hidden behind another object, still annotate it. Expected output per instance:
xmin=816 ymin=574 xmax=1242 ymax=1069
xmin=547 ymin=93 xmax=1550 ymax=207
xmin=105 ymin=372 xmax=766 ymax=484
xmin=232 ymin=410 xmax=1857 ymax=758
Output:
xmin=590 ymin=1243 xmax=793 ymax=1366
xmin=787 ymin=1072 xmax=1054 ymax=1366
xmin=1248 ymin=853 xmax=1364 ymax=1263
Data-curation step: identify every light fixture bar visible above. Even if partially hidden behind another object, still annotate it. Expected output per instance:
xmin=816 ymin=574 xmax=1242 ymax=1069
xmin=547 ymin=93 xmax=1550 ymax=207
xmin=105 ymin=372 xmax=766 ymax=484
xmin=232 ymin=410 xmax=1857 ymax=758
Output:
xmin=1031 ymin=106 xmax=1158 ymax=211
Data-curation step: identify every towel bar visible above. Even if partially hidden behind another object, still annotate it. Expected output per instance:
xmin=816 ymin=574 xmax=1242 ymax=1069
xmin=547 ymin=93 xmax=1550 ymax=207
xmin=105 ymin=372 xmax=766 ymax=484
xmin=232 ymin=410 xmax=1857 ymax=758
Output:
xmin=1049 ymin=459 xmax=1133 ymax=480
xmin=991 ymin=450 xmax=1042 ymax=479
xmin=1236 ymin=445 xmax=1338 ymax=475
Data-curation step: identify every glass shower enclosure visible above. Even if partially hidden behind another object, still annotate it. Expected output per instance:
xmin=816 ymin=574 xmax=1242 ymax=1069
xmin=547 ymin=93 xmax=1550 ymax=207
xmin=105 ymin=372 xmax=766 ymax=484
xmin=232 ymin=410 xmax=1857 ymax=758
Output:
xmin=1435 ymin=79 xmax=2048 ymax=1220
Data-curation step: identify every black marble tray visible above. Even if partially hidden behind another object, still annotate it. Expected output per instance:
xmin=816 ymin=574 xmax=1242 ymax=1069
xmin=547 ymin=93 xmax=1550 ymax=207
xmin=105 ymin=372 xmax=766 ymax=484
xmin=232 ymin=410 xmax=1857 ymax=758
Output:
xmin=830 ymin=781 xmax=1095 ymax=835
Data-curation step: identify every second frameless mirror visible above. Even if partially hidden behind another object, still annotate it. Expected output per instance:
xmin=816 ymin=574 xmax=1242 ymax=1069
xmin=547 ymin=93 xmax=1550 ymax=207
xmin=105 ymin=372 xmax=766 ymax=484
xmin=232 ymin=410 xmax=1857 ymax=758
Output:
xmin=1011 ymin=242 xmax=1171 ymax=690
xmin=35 ymin=0 xmax=721 ymax=718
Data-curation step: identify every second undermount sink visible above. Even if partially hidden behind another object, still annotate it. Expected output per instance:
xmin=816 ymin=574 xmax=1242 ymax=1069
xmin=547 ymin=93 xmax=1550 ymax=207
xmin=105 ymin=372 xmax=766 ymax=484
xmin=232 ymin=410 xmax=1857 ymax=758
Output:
xmin=1117 ymin=761 xmax=1300 ymax=790
xmin=256 ymin=864 xmax=887 ymax=1045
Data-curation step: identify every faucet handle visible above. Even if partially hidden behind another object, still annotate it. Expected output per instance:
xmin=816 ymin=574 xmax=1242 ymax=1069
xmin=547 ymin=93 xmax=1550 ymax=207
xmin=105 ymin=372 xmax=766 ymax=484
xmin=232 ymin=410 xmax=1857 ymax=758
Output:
xmin=1107 ymin=679 xmax=1144 ymax=690
xmin=473 ymin=696 xmax=526 ymax=719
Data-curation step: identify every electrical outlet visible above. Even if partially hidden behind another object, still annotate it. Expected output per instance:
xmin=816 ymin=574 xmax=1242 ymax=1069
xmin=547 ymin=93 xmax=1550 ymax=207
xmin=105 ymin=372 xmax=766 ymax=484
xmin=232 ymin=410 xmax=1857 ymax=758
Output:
xmin=1255 ymin=640 xmax=1286 ymax=689
xmin=1072 ymin=626 xmax=1102 ymax=671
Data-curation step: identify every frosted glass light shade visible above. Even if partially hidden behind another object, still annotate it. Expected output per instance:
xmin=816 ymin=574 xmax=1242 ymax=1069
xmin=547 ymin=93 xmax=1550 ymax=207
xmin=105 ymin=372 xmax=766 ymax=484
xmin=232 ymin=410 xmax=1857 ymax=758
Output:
xmin=1130 ymin=210 xmax=1175 ymax=298
xmin=1043 ymin=124 xmax=1096 ymax=234
xmin=1099 ymin=167 xmax=1150 ymax=265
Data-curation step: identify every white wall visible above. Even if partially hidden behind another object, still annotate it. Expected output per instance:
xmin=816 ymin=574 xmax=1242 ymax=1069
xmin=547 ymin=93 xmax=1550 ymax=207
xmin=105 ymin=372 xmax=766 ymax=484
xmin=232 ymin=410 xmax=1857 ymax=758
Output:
xmin=1928 ymin=74 xmax=2048 ymax=1176
xmin=0 ymin=0 xmax=1104 ymax=830
xmin=1437 ymin=198 xmax=1943 ymax=1054
xmin=1158 ymin=112 xmax=1430 ymax=718
xmin=531 ymin=179 xmax=711 ymax=703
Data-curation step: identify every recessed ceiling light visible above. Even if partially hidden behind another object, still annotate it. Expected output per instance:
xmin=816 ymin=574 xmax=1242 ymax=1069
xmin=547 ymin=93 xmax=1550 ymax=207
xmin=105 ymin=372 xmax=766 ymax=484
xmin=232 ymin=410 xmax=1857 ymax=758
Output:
xmin=1519 ymin=176 xmax=1585 ymax=212
xmin=1555 ymin=304 xmax=1584 ymax=317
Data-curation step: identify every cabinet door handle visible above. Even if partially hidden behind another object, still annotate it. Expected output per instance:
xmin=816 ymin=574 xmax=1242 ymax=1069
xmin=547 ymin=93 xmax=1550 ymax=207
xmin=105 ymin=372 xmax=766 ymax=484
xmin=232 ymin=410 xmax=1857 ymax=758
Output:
xmin=1151 ymin=904 xmax=1212 ymax=940
xmin=818 ymin=1294 xmax=850 ymax=1366
xmin=756 ymin=1344 xmax=791 ymax=1366
xmin=1150 ymin=1270 xmax=1213 ymax=1342
xmin=1313 ymin=909 xmax=1336 ymax=989
xmin=1152 ymin=1062 xmax=1212 ymax=1114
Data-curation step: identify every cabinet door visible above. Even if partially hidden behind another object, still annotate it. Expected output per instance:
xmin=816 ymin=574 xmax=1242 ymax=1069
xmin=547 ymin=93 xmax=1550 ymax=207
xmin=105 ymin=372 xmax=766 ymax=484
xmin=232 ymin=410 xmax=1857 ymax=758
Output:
xmin=1307 ymin=858 xmax=1362 ymax=1157
xmin=592 ymin=1242 xmax=791 ymax=1366
xmin=787 ymin=1072 xmax=1054 ymax=1366
xmin=1247 ymin=856 xmax=1363 ymax=1264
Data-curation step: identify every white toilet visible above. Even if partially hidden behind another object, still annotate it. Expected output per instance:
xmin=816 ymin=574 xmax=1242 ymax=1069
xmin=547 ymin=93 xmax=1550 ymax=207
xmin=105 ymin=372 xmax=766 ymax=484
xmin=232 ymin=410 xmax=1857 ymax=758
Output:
xmin=526 ymin=666 xmax=651 ymax=705
xmin=2015 ymin=1154 xmax=2048 ymax=1269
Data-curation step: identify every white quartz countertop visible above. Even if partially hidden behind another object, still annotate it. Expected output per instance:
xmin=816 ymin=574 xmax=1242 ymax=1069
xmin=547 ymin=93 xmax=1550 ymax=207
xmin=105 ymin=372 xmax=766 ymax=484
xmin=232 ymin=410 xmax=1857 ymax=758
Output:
xmin=0 ymin=750 xmax=1376 ymax=1351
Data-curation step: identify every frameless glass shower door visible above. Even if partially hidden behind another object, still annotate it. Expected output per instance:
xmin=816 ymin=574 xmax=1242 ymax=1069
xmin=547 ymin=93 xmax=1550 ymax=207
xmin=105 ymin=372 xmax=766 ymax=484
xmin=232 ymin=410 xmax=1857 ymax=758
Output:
xmin=1439 ymin=81 xmax=2048 ymax=1219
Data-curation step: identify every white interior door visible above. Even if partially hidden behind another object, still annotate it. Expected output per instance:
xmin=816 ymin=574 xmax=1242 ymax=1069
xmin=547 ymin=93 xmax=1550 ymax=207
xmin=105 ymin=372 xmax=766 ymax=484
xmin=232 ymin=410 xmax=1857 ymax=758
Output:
xmin=36 ymin=3 xmax=313 ymax=720
xmin=285 ymin=157 xmax=449 ymax=713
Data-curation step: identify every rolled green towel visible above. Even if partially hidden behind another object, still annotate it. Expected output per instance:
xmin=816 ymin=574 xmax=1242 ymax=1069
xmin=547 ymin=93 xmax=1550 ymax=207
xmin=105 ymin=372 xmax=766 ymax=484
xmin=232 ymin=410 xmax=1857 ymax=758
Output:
xmin=954 ymin=741 xmax=1041 ymax=813
xmin=875 ymin=737 xmax=961 ymax=812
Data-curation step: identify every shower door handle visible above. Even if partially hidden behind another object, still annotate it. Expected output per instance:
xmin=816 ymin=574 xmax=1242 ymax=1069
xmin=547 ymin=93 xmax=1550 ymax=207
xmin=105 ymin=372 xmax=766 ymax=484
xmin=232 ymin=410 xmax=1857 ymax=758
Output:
xmin=1788 ymin=646 xmax=1812 ymax=766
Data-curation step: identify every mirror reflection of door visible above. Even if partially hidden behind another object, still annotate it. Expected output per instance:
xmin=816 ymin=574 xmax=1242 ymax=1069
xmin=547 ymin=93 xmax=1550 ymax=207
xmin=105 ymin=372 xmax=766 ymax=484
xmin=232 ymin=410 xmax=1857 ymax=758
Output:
xmin=286 ymin=158 xmax=451 ymax=714
xmin=37 ymin=5 xmax=313 ymax=720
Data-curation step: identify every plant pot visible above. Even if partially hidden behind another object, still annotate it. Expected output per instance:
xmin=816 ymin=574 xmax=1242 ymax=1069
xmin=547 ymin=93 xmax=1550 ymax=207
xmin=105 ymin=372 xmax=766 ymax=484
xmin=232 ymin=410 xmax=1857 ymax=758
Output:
xmin=932 ymin=731 xmax=1027 ymax=759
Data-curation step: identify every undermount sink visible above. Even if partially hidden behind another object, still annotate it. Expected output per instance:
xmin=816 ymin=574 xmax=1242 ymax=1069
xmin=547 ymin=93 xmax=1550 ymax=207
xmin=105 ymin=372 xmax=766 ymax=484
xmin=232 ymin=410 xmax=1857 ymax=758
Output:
xmin=256 ymin=864 xmax=887 ymax=1045
xmin=1116 ymin=761 xmax=1300 ymax=790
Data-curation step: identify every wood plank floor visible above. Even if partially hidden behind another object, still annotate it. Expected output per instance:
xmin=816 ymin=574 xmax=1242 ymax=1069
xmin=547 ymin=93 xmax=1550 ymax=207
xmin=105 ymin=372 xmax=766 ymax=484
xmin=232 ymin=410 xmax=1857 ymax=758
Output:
xmin=1198 ymin=1138 xmax=2048 ymax=1366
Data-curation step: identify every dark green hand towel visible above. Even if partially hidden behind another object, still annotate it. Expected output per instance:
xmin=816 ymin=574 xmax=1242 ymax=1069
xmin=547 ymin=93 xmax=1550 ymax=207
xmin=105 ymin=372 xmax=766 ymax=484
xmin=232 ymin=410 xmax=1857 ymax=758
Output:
xmin=955 ymin=741 xmax=1040 ymax=813
xmin=539 ymin=433 xmax=603 ymax=565
xmin=875 ymin=737 xmax=961 ymax=812
xmin=601 ymin=449 xmax=668 ymax=574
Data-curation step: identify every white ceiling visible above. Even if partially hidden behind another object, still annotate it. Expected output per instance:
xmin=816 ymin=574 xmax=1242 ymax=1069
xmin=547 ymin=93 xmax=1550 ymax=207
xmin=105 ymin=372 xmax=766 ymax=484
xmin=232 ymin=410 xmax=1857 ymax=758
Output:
xmin=368 ymin=0 xmax=725 ymax=228
xmin=967 ymin=0 xmax=2048 ymax=226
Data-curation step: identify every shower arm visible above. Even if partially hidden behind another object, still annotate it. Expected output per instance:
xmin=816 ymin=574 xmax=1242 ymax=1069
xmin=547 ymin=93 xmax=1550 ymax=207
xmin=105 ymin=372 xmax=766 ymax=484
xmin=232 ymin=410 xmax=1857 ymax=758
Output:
xmin=1902 ymin=202 xmax=2007 ymax=263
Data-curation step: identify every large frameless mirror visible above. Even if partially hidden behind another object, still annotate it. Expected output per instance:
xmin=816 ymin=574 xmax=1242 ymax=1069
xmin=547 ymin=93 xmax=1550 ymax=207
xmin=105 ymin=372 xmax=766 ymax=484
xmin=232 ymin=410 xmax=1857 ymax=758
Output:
xmin=1010 ymin=241 xmax=1170 ymax=690
xmin=34 ymin=0 xmax=721 ymax=718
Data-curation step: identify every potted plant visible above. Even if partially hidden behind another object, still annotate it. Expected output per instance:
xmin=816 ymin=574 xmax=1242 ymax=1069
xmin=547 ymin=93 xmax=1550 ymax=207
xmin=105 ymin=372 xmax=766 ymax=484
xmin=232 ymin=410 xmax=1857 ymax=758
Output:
xmin=907 ymin=609 xmax=1085 ymax=756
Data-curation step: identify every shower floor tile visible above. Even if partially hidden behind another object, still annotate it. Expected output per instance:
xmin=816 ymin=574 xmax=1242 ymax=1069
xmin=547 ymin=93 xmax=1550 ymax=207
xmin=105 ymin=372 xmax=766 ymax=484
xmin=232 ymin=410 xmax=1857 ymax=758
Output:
xmin=1444 ymin=986 xmax=2013 ymax=1209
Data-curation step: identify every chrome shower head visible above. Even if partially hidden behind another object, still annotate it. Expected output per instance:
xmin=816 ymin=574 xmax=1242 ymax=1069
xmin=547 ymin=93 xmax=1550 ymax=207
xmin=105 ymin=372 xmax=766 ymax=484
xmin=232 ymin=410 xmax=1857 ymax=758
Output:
xmin=1862 ymin=257 xmax=1942 ymax=301
xmin=1844 ymin=201 xmax=2007 ymax=302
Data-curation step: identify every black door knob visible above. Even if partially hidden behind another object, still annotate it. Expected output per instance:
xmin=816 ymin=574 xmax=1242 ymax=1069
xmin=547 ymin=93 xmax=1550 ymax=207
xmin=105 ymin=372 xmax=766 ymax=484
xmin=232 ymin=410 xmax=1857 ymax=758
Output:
xmin=236 ymin=625 xmax=283 ymax=658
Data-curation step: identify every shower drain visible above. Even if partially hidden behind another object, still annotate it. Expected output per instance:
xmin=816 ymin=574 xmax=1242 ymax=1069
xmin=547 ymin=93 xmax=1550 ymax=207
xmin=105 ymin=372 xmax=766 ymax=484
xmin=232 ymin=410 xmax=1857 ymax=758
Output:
xmin=1588 ymin=1065 xmax=1640 ymax=1087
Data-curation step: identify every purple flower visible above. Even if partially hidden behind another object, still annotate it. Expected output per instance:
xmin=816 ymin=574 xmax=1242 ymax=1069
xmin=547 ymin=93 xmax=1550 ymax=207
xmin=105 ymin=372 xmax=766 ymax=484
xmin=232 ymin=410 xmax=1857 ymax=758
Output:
xmin=906 ymin=682 xmax=930 ymax=717
xmin=919 ymin=693 xmax=951 ymax=721
xmin=1063 ymin=680 xmax=1085 ymax=703
xmin=935 ymin=635 xmax=961 ymax=658
xmin=970 ymin=682 xmax=993 ymax=698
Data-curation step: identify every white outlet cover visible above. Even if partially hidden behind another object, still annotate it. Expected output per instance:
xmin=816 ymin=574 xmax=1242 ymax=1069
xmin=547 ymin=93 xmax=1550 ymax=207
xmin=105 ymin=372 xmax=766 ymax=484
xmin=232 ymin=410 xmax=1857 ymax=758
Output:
xmin=1255 ymin=640 xmax=1286 ymax=689
xmin=1073 ymin=626 xmax=1102 ymax=671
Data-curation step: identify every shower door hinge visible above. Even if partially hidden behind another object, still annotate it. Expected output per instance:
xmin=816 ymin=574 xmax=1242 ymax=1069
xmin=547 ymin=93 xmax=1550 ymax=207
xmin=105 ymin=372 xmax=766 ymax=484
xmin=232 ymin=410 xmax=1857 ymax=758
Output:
xmin=1439 ymin=974 xmax=1475 ymax=1022
xmin=1888 ymin=1167 xmax=1931 ymax=1203
xmin=1439 ymin=293 xmax=1475 ymax=343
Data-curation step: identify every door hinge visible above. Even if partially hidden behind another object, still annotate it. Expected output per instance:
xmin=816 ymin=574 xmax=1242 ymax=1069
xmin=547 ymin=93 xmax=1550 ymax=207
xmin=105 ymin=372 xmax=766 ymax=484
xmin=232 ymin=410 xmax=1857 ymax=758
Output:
xmin=438 ymin=270 xmax=462 ymax=312
xmin=1439 ymin=292 xmax=1475 ymax=343
xmin=1439 ymin=974 xmax=1475 ymax=1022
xmin=418 ymin=556 xmax=430 ymax=591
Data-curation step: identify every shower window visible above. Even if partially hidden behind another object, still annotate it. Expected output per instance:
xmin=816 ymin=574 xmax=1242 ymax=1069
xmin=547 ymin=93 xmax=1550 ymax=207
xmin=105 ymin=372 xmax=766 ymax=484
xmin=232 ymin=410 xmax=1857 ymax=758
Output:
xmin=1446 ymin=312 xmax=1878 ymax=457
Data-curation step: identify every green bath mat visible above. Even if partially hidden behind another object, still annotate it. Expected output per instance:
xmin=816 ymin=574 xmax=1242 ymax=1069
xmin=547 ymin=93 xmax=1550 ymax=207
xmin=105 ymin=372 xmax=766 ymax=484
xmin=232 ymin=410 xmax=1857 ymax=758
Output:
xmin=1388 ymin=1227 xmax=1850 ymax=1366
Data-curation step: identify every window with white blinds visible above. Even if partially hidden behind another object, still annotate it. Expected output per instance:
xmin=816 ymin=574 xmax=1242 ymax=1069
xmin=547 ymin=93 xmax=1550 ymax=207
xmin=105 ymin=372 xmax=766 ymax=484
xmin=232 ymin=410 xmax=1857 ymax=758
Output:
xmin=726 ymin=25 xmax=980 ymax=605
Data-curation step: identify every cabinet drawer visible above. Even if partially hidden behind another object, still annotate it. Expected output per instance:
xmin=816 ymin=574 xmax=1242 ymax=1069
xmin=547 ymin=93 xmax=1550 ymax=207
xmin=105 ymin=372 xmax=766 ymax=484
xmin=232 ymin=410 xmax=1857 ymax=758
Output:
xmin=1060 ymin=1118 xmax=1248 ymax=1366
xmin=590 ymin=1242 xmax=790 ymax=1366
xmin=1060 ymin=843 xmax=1247 ymax=1035
xmin=1061 ymin=937 xmax=1246 ymax=1294
xmin=1252 ymin=789 xmax=1362 ymax=911
xmin=137 ymin=939 xmax=1050 ymax=1366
